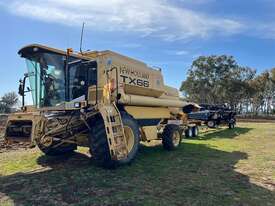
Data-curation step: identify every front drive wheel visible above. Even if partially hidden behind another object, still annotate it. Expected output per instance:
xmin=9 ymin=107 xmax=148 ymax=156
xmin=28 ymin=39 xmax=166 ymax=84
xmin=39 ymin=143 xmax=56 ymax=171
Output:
xmin=88 ymin=112 xmax=140 ymax=168
xmin=162 ymin=124 xmax=182 ymax=150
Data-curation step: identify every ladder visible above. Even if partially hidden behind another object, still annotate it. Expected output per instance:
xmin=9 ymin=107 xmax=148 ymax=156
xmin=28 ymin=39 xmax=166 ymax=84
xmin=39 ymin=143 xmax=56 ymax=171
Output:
xmin=99 ymin=103 xmax=128 ymax=160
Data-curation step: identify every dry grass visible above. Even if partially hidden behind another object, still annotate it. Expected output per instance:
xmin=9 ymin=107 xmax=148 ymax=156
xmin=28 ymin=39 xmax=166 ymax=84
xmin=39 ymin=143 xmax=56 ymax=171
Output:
xmin=0 ymin=122 xmax=274 ymax=206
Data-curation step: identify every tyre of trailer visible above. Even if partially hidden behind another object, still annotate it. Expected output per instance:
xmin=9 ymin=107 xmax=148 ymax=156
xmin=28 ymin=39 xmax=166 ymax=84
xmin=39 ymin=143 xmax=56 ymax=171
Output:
xmin=162 ymin=124 xmax=182 ymax=150
xmin=207 ymin=120 xmax=216 ymax=128
xmin=228 ymin=122 xmax=235 ymax=129
xmin=88 ymin=112 xmax=140 ymax=168
xmin=228 ymin=118 xmax=236 ymax=129
xmin=185 ymin=127 xmax=193 ymax=138
xmin=192 ymin=126 xmax=199 ymax=137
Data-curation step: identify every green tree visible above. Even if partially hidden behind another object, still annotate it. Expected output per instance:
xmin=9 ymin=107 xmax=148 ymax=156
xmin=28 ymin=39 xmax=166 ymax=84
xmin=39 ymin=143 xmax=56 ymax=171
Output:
xmin=180 ymin=55 xmax=255 ymax=110
xmin=0 ymin=92 xmax=19 ymax=113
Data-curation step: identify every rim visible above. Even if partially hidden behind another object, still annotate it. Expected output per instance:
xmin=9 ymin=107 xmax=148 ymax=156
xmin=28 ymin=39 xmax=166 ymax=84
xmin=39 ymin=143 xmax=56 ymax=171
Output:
xmin=40 ymin=136 xmax=53 ymax=147
xmin=124 ymin=126 xmax=135 ymax=152
xmin=172 ymin=131 xmax=181 ymax=146
xmin=208 ymin=121 xmax=214 ymax=127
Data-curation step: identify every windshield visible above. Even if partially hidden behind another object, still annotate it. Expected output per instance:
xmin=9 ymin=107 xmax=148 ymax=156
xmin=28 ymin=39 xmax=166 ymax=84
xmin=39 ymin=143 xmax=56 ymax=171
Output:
xmin=26 ymin=53 xmax=68 ymax=107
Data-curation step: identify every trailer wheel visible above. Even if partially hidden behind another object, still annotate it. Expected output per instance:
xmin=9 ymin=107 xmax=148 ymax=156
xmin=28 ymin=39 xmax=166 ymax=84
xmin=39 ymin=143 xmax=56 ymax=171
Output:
xmin=228 ymin=123 xmax=235 ymax=129
xmin=37 ymin=141 xmax=77 ymax=156
xmin=207 ymin=120 xmax=216 ymax=128
xmin=228 ymin=119 xmax=236 ymax=129
xmin=192 ymin=126 xmax=199 ymax=137
xmin=88 ymin=113 xmax=139 ymax=168
xmin=162 ymin=124 xmax=182 ymax=150
xmin=185 ymin=127 xmax=193 ymax=138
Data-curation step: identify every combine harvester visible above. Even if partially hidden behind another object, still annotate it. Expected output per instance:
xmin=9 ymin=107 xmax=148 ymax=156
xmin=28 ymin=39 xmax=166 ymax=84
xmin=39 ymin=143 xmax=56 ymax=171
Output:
xmin=4 ymin=44 xmax=200 ymax=168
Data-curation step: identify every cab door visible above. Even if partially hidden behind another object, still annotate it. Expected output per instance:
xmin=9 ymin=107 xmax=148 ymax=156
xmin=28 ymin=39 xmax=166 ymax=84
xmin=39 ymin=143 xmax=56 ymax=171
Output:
xmin=68 ymin=60 xmax=97 ymax=101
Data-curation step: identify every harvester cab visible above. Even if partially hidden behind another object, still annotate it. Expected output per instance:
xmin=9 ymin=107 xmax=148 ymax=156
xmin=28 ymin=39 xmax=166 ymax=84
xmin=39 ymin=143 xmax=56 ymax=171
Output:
xmin=5 ymin=44 xmax=196 ymax=168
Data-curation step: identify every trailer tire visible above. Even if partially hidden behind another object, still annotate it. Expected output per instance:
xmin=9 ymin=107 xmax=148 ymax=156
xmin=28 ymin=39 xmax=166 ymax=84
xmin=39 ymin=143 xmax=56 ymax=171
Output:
xmin=185 ymin=127 xmax=193 ymax=138
xmin=228 ymin=123 xmax=235 ymax=129
xmin=88 ymin=113 xmax=139 ymax=168
xmin=192 ymin=126 xmax=199 ymax=137
xmin=37 ymin=141 xmax=77 ymax=156
xmin=207 ymin=120 xmax=216 ymax=128
xmin=228 ymin=119 xmax=236 ymax=129
xmin=162 ymin=124 xmax=182 ymax=150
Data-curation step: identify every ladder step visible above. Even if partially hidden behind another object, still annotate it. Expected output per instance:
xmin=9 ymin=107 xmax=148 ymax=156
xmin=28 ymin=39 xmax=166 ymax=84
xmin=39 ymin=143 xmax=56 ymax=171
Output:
xmin=113 ymin=144 xmax=128 ymax=151
xmin=113 ymin=133 xmax=124 ymax=138
xmin=111 ymin=123 xmax=123 ymax=127
xmin=113 ymin=136 xmax=125 ymax=143
xmin=106 ymin=115 xmax=120 ymax=123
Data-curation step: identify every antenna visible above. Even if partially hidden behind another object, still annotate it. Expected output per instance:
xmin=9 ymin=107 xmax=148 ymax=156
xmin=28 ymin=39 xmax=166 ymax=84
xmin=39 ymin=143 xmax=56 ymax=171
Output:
xmin=80 ymin=22 xmax=85 ymax=54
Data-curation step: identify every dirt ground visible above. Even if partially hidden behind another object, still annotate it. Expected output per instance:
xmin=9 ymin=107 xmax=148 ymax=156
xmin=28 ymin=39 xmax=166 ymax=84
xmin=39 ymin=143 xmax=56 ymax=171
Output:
xmin=0 ymin=138 xmax=31 ymax=153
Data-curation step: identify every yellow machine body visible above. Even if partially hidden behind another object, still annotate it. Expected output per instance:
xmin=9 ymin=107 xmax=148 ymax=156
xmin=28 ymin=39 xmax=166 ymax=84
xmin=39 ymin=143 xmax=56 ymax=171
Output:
xmin=4 ymin=44 xmax=200 ymax=167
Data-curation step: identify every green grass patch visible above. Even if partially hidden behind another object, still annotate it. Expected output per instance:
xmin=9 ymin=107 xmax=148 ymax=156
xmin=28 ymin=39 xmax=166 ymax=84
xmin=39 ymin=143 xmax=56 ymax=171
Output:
xmin=0 ymin=122 xmax=274 ymax=206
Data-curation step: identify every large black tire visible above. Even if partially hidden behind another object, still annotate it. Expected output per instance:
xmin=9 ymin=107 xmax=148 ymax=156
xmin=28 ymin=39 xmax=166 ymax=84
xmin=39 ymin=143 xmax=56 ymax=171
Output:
xmin=37 ymin=141 xmax=77 ymax=156
xmin=162 ymin=124 xmax=182 ymax=151
xmin=88 ymin=112 xmax=140 ymax=168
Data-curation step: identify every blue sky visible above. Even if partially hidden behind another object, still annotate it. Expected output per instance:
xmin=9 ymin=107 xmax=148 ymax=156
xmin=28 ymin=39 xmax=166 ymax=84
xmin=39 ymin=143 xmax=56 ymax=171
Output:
xmin=0 ymin=0 xmax=275 ymax=104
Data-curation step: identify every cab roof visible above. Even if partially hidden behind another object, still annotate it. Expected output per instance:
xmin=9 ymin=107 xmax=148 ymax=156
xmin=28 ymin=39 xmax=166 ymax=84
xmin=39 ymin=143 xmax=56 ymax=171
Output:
xmin=18 ymin=44 xmax=89 ymax=60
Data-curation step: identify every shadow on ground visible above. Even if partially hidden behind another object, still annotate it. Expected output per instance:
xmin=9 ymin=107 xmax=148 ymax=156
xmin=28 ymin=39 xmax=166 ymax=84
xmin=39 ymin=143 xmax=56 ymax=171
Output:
xmin=0 ymin=140 xmax=274 ymax=206
xmin=197 ymin=127 xmax=253 ymax=140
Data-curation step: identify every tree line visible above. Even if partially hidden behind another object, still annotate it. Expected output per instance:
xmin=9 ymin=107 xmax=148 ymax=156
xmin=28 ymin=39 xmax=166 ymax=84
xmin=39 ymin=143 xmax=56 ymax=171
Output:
xmin=180 ymin=55 xmax=275 ymax=115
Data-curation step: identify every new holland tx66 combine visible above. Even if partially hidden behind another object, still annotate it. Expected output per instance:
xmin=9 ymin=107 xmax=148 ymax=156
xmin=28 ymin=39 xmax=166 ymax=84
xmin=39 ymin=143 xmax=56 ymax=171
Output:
xmin=5 ymin=44 xmax=198 ymax=168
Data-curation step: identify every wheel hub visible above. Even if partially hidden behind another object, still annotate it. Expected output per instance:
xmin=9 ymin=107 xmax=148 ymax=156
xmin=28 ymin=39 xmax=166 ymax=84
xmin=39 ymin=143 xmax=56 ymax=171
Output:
xmin=123 ymin=126 xmax=135 ymax=152
xmin=40 ymin=136 xmax=53 ymax=147
xmin=172 ymin=131 xmax=180 ymax=147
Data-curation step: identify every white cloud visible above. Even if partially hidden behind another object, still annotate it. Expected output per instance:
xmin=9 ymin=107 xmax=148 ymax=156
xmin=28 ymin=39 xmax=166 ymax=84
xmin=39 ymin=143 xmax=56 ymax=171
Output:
xmin=165 ymin=50 xmax=189 ymax=56
xmin=3 ymin=0 xmax=244 ymax=41
xmin=175 ymin=50 xmax=189 ymax=55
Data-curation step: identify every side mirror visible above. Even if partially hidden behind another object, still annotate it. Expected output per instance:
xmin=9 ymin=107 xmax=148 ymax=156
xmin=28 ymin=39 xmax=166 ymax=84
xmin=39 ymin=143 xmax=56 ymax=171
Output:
xmin=18 ymin=82 xmax=24 ymax=96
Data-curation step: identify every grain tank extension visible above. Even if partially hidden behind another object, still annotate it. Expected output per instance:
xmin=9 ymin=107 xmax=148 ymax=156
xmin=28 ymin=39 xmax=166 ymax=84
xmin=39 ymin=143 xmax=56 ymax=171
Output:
xmin=4 ymin=44 xmax=195 ymax=168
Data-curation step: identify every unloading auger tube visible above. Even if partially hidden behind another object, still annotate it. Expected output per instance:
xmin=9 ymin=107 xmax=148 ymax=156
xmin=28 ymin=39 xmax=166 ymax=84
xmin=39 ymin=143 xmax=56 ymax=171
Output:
xmin=4 ymin=44 xmax=195 ymax=168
